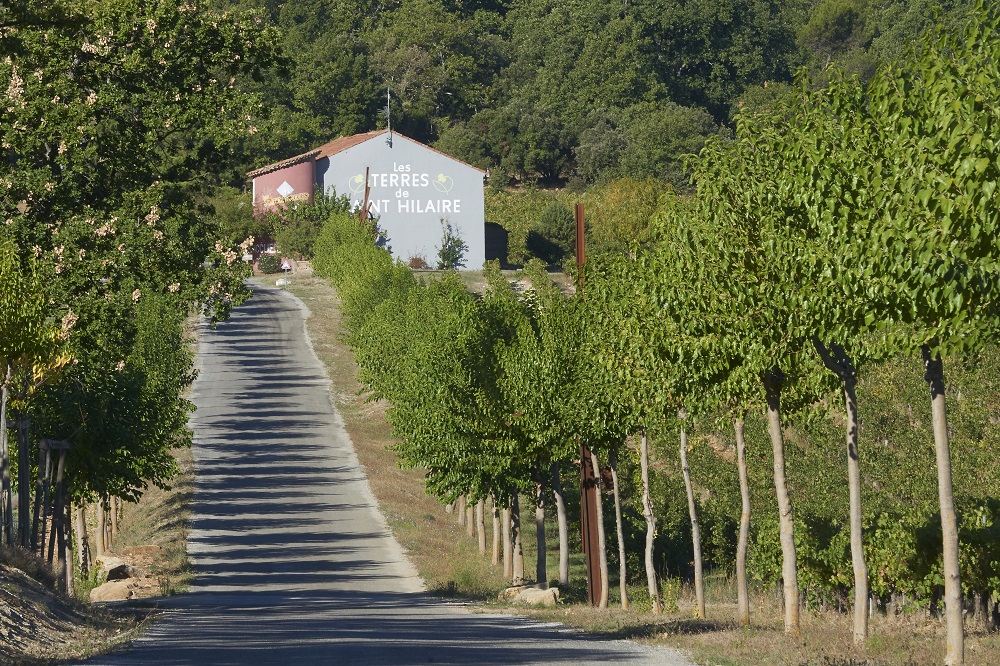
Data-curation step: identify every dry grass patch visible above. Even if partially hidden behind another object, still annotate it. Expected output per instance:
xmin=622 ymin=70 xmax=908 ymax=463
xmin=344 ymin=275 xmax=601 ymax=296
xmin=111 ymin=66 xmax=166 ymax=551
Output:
xmin=0 ymin=548 xmax=150 ymax=665
xmin=112 ymin=443 xmax=195 ymax=596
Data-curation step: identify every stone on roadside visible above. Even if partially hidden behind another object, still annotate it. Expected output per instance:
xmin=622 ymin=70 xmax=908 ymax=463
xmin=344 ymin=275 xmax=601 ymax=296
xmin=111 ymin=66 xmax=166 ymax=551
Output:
xmin=499 ymin=585 xmax=560 ymax=606
xmin=94 ymin=556 xmax=134 ymax=581
xmin=89 ymin=580 xmax=138 ymax=602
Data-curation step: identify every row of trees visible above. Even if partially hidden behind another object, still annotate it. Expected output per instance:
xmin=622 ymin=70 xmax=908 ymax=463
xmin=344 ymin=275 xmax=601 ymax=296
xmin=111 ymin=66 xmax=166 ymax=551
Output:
xmin=312 ymin=6 xmax=1000 ymax=665
xmin=0 ymin=0 xmax=278 ymax=588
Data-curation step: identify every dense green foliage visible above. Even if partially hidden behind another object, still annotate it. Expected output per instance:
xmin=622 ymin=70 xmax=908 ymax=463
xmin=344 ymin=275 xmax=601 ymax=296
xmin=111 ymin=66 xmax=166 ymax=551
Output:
xmin=226 ymin=0 xmax=976 ymax=190
xmin=0 ymin=0 xmax=279 ymax=522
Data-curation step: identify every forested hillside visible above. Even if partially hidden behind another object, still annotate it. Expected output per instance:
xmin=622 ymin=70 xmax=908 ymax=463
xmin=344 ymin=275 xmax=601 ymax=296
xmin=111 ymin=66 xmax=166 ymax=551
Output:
xmin=226 ymin=0 xmax=975 ymax=189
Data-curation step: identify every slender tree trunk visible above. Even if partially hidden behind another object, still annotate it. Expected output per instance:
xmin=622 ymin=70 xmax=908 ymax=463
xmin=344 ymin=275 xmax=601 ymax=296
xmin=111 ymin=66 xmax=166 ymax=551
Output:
xmin=476 ymin=499 xmax=486 ymax=554
xmin=679 ymin=424 xmax=706 ymax=619
xmin=445 ymin=501 xmax=453 ymax=514
xmin=55 ymin=494 xmax=67 ymax=591
xmin=1 ymin=367 xmax=11 ymax=547
xmin=735 ymin=417 xmax=751 ymax=628
xmin=814 ymin=339 xmax=869 ymax=644
xmin=512 ymin=493 xmax=524 ymax=583
xmin=48 ymin=451 xmax=66 ymax=565
xmin=535 ymin=475 xmax=546 ymax=587
xmin=610 ymin=450 xmax=628 ymax=609
xmin=62 ymin=503 xmax=73 ymax=596
xmin=96 ymin=501 xmax=107 ymax=558
xmin=16 ymin=414 xmax=29 ymax=547
xmin=466 ymin=503 xmax=475 ymax=538
xmin=457 ymin=495 xmax=466 ymax=527
xmin=639 ymin=430 xmax=662 ymax=613
xmin=74 ymin=503 xmax=89 ymax=577
xmin=590 ymin=450 xmax=609 ymax=608
xmin=110 ymin=497 xmax=120 ymax=540
xmin=550 ymin=462 xmax=569 ymax=587
xmin=763 ymin=367 xmax=800 ymax=635
xmin=502 ymin=506 xmax=513 ymax=579
xmin=491 ymin=497 xmax=501 ymax=566
xmin=923 ymin=347 xmax=964 ymax=666
xmin=842 ymin=355 xmax=868 ymax=644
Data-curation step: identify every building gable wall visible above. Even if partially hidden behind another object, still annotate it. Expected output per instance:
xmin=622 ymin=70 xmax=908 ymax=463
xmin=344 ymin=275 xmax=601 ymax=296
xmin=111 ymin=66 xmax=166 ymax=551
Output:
xmin=316 ymin=133 xmax=486 ymax=268
xmin=252 ymin=160 xmax=315 ymax=210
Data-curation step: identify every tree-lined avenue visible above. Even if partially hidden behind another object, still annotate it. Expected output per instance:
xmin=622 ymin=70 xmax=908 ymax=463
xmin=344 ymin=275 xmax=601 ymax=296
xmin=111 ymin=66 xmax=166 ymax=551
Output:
xmin=81 ymin=285 xmax=691 ymax=665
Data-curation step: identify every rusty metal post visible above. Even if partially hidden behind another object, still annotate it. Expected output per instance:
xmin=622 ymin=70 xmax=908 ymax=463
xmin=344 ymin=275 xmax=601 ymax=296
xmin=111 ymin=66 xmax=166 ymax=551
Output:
xmin=575 ymin=203 xmax=601 ymax=606
xmin=359 ymin=166 xmax=371 ymax=226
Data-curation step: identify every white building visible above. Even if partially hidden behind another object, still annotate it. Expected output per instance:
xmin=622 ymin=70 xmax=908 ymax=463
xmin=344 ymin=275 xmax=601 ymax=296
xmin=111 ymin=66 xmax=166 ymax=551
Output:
xmin=249 ymin=129 xmax=488 ymax=268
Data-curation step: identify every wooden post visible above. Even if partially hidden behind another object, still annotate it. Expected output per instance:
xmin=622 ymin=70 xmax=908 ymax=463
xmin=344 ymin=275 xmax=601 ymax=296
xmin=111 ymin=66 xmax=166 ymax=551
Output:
xmin=38 ymin=445 xmax=52 ymax=556
xmin=43 ymin=441 xmax=70 ymax=565
xmin=31 ymin=439 xmax=48 ymax=552
xmin=16 ymin=416 xmax=30 ymax=547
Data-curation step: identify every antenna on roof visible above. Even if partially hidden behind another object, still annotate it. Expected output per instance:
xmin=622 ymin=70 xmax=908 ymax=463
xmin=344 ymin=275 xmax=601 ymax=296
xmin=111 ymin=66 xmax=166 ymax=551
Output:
xmin=378 ymin=88 xmax=393 ymax=148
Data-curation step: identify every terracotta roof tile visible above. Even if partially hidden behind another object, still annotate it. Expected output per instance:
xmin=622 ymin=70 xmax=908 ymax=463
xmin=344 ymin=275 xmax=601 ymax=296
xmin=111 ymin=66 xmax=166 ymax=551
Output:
xmin=314 ymin=130 xmax=388 ymax=159
xmin=246 ymin=149 xmax=320 ymax=178
xmin=247 ymin=129 xmax=487 ymax=179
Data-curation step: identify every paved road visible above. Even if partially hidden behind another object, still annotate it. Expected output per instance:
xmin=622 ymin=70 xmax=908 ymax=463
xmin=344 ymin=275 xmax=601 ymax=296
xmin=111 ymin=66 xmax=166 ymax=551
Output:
xmin=85 ymin=285 xmax=693 ymax=666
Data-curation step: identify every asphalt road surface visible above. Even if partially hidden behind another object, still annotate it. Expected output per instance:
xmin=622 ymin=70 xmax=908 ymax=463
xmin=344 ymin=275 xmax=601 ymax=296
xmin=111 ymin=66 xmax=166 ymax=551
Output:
xmin=84 ymin=284 xmax=694 ymax=666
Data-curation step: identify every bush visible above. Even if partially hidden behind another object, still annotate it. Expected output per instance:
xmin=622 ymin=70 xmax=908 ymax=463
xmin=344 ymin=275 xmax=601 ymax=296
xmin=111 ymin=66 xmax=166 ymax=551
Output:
xmin=269 ymin=191 xmax=352 ymax=260
xmin=436 ymin=221 xmax=468 ymax=270
xmin=527 ymin=201 xmax=575 ymax=264
xmin=258 ymin=253 xmax=281 ymax=274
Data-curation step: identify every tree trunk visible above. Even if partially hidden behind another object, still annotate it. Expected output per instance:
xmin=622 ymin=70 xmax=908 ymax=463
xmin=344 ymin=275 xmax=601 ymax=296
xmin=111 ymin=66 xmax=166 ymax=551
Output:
xmin=639 ymin=430 xmax=662 ymax=614
xmin=74 ymin=503 xmax=90 ymax=577
xmin=491 ymin=497 xmax=501 ymax=566
xmin=0 ymin=366 xmax=11 ymax=547
xmin=111 ymin=497 xmax=120 ymax=540
xmin=590 ymin=450 xmax=609 ymax=608
xmin=535 ymin=476 xmax=546 ymax=587
xmin=55 ymin=495 xmax=67 ymax=592
xmin=48 ymin=451 xmax=66 ymax=565
xmin=466 ymin=503 xmax=475 ymax=538
xmin=62 ymin=503 xmax=73 ymax=597
xmin=814 ymin=339 xmax=869 ymax=644
xmin=735 ymin=417 xmax=751 ymax=628
xmin=476 ymin=499 xmax=486 ymax=554
xmin=923 ymin=347 xmax=964 ymax=666
xmin=502 ymin=506 xmax=512 ymax=579
xmin=763 ymin=367 xmax=800 ymax=635
xmin=445 ymin=501 xmax=453 ymax=514
xmin=679 ymin=424 xmax=706 ymax=619
xmin=96 ymin=501 xmax=107 ymax=558
xmin=550 ymin=462 xmax=569 ymax=587
xmin=511 ymin=493 xmax=524 ymax=584
xmin=16 ymin=414 xmax=29 ymax=547
xmin=457 ymin=495 xmax=466 ymax=526
xmin=610 ymin=450 xmax=628 ymax=609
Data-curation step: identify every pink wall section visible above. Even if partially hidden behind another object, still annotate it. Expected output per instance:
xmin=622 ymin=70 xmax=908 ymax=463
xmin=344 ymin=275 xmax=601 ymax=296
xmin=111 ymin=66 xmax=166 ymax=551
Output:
xmin=253 ymin=160 xmax=315 ymax=212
